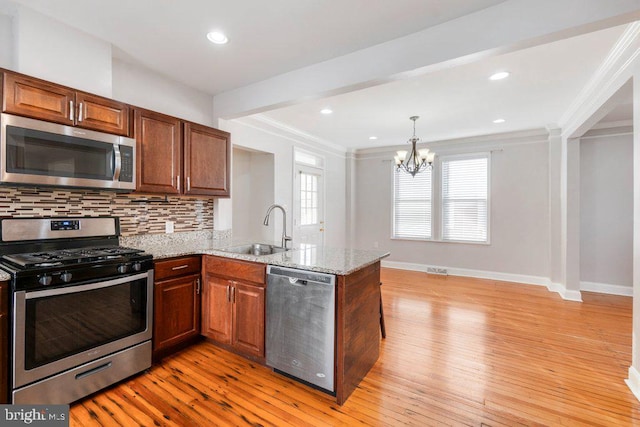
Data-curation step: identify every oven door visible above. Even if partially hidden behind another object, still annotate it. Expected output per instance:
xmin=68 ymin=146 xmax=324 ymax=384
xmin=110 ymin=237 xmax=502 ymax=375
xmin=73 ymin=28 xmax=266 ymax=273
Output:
xmin=0 ymin=113 xmax=135 ymax=191
xmin=12 ymin=271 xmax=153 ymax=389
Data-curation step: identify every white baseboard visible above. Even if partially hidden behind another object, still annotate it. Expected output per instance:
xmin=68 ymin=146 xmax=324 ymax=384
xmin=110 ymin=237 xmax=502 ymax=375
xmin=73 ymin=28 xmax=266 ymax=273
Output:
xmin=381 ymin=260 xmax=586 ymax=301
xmin=626 ymin=366 xmax=640 ymax=402
xmin=581 ymin=281 xmax=633 ymax=297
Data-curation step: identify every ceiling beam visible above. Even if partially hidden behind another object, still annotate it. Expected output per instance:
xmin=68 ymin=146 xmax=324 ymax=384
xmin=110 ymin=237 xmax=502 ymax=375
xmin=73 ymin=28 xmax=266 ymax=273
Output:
xmin=213 ymin=0 xmax=640 ymax=121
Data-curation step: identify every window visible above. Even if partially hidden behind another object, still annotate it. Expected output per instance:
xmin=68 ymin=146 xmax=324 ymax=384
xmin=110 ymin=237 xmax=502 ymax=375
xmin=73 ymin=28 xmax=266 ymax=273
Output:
xmin=391 ymin=152 xmax=489 ymax=243
xmin=392 ymin=167 xmax=432 ymax=239
xmin=299 ymin=172 xmax=319 ymax=225
xmin=441 ymin=154 xmax=489 ymax=242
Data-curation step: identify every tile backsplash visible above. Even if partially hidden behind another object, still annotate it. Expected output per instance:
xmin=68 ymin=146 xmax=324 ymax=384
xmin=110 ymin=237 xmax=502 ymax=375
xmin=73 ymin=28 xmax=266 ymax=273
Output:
xmin=0 ymin=187 xmax=214 ymax=236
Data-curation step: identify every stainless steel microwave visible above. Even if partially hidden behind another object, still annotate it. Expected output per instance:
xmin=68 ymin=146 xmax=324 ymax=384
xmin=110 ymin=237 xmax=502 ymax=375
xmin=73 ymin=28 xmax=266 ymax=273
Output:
xmin=0 ymin=113 xmax=136 ymax=191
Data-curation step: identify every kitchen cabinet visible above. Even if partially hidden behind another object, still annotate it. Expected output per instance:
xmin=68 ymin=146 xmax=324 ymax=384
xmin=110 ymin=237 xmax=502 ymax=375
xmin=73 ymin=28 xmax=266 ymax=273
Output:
xmin=184 ymin=122 xmax=230 ymax=196
xmin=202 ymin=256 xmax=265 ymax=360
xmin=135 ymin=109 xmax=182 ymax=194
xmin=135 ymin=109 xmax=231 ymax=197
xmin=153 ymin=256 xmax=202 ymax=359
xmin=2 ymin=71 xmax=130 ymax=136
xmin=0 ymin=281 xmax=7 ymax=403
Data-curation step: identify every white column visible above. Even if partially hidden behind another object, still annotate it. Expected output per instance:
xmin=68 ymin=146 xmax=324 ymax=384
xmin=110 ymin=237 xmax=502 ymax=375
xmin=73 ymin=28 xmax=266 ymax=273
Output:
xmin=627 ymin=74 xmax=640 ymax=399
xmin=558 ymin=136 xmax=583 ymax=301
xmin=548 ymin=128 xmax=562 ymax=289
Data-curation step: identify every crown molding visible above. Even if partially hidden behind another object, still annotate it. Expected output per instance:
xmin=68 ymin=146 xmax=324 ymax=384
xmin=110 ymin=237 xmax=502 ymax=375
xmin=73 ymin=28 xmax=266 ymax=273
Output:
xmin=559 ymin=22 xmax=640 ymax=136
xmin=233 ymin=114 xmax=347 ymax=157
xmin=355 ymin=127 xmax=549 ymax=159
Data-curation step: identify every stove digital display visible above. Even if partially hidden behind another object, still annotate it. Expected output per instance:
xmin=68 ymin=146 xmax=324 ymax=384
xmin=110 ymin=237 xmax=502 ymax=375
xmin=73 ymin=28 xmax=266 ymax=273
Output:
xmin=50 ymin=220 xmax=80 ymax=231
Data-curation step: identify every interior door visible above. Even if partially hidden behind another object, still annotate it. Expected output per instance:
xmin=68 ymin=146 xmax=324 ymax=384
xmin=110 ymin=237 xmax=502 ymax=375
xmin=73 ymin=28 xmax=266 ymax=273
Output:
xmin=293 ymin=164 xmax=325 ymax=247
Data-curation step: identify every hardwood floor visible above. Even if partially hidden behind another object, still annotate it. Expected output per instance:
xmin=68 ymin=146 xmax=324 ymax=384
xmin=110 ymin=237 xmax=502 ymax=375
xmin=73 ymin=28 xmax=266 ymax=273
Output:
xmin=70 ymin=268 xmax=640 ymax=426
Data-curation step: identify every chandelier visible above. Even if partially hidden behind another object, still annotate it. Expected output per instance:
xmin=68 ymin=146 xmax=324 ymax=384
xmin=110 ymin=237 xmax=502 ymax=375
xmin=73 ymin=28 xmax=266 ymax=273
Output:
xmin=394 ymin=116 xmax=435 ymax=177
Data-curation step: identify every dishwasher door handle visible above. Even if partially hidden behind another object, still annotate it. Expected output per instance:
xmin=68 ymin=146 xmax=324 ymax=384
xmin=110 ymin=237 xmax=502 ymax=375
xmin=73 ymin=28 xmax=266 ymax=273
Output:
xmin=288 ymin=277 xmax=307 ymax=286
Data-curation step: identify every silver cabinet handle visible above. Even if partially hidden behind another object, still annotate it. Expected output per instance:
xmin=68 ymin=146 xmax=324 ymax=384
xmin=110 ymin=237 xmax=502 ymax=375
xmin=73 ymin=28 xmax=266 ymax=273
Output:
xmin=78 ymin=102 xmax=84 ymax=122
xmin=171 ymin=265 xmax=189 ymax=271
xmin=187 ymin=176 xmax=191 ymax=192
xmin=196 ymin=278 xmax=201 ymax=295
xmin=176 ymin=175 xmax=180 ymax=192
xmin=69 ymin=100 xmax=74 ymax=121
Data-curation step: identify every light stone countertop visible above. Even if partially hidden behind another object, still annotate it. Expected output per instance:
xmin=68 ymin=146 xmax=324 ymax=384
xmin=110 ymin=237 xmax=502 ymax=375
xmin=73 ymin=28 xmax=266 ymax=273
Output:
xmin=0 ymin=270 xmax=10 ymax=282
xmin=121 ymin=231 xmax=389 ymax=275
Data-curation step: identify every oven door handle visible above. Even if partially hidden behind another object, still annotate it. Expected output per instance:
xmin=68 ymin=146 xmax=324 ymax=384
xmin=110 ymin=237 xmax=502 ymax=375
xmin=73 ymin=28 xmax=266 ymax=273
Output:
xmin=24 ymin=272 xmax=150 ymax=299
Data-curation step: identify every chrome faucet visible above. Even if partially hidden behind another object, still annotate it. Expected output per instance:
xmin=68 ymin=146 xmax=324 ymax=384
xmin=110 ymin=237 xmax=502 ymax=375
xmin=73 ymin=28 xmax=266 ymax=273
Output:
xmin=263 ymin=204 xmax=292 ymax=249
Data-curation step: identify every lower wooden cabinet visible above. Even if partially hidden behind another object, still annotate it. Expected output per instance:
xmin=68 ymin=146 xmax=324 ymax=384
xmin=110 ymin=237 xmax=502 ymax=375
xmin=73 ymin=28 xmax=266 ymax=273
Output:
xmin=153 ymin=256 xmax=201 ymax=359
xmin=0 ymin=281 xmax=8 ymax=403
xmin=202 ymin=256 xmax=265 ymax=360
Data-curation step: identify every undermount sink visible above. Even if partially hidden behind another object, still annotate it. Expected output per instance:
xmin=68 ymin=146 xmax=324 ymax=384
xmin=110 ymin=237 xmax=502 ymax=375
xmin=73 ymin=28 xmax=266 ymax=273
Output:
xmin=221 ymin=243 xmax=289 ymax=256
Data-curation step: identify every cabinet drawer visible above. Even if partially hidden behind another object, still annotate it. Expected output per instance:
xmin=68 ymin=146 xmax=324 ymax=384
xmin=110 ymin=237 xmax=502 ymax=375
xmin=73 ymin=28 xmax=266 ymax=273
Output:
xmin=204 ymin=256 xmax=265 ymax=285
xmin=154 ymin=256 xmax=201 ymax=281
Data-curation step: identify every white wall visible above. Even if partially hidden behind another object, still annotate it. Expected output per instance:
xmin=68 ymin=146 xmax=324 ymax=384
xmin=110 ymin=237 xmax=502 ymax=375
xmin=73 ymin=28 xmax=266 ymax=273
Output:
xmin=12 ymin=5 xmax=112 ymax=97
xmin=0 ymin=10 xmax=14 ymax=69
xmin=220 ymin=118 xmax=347 ymax=247
xmin=355 ymin=134 xmax=550 ymax=282
xmin=232 ymin=148 xmax=274 ymax=241
xmin=112 ymin=59 xmax=214 ymax=126
xmin=580 ymin=129 xmax=633 ymax=291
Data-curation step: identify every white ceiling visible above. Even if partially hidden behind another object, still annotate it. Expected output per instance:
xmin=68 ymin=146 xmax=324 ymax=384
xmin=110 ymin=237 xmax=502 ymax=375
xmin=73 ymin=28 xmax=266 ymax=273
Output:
xmin=10 ymin=0 xmax=507 ymax=94
xmin=258 ymin=25 xmax=627 ymax=149
xmin=8 ymin=1 xmax=632 ymax=150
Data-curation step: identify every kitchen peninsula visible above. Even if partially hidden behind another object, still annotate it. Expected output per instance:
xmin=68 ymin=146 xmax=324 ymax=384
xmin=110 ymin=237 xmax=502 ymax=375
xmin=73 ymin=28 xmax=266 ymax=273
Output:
xmin=123 ymin=232 xmax=389 ymax=405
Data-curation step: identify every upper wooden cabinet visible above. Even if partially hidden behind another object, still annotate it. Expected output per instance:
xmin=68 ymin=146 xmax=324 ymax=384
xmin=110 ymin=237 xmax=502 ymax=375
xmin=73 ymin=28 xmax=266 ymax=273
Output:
xmin=135 ymin=109 xmax=182 ymax=194
xmin=2 ymin=72 xmax=130 ymax=136
xmin=184 ymin=122 xmax=230 ymax=196
xmin=134 ymin=108 xmax=231 ymax=197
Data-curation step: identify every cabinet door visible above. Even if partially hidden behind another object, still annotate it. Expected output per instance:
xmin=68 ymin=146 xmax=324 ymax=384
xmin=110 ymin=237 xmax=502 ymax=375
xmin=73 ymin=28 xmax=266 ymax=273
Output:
xmin=75 ymin=92 xmax=130 ymax=136
xmin=183 ymin=122 xmax=230 ymax=197
xmin=232 ymin=282 xmax=265 ymax=359
xmin=153 ymin=274 xmax=201 ymax=352
xmin=3 ymin=73 xmax=74 ymax=125
xmin=202 ymin=274 xmax=232 ymax=344
xmin=0 ymin=282 xmax=7 ymax=403
xmin=135 ymin=109 xmax=182 ymax=194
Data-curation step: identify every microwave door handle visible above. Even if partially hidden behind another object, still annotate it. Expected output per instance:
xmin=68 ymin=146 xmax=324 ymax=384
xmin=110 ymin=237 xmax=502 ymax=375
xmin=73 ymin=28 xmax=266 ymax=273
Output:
xmin=113 ymin=144 xmax=122 ymax=181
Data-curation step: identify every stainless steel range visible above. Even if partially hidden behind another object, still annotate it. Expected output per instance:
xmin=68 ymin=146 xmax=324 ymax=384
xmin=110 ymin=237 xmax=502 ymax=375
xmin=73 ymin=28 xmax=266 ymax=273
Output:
xmin=0 ymin=217 xmax=154 ymax=404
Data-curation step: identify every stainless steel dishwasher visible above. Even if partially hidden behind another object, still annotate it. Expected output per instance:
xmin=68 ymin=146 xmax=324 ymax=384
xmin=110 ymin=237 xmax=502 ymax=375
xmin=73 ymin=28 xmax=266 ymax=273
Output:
xmin=266 ymin=265 xmax=336 ymax=393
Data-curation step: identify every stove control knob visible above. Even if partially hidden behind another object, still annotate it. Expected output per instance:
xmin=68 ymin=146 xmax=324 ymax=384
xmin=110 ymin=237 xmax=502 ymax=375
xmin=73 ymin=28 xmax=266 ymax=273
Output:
xmin=60 ymin=272 xmax=73 ymax=283
xmin=117 ymin=264 xmax=129 ymax=274
xmin=132 ymin=262 xmax=142 ymax=272
xmin=38 ymin=275 xmax=52 ymax=286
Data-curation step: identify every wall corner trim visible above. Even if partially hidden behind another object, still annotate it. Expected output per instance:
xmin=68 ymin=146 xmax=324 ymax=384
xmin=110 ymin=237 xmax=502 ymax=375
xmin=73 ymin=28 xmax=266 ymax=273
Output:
xmin=626 ymin=366 xmax=640 ymax=403
xmin=580 ymin=280 xmax=633 ymax=296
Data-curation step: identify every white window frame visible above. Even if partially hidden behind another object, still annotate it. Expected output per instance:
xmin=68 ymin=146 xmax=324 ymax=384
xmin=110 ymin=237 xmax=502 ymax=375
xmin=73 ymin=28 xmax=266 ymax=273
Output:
xmin=390 ymin=163 xmax=434 ymax=241
xmin=390 ymin=152 xmax=491 ymax=245
xmin=439 ymin=152 xmax=491 ymax=244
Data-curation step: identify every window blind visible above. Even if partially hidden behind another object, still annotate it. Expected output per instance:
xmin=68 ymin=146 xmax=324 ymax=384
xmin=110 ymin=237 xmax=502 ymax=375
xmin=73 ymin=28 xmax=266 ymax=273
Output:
xmin=441 ymin=155 xmax=488 ymax=242
xmin=392 ymin=168 xmax=432 ymax=239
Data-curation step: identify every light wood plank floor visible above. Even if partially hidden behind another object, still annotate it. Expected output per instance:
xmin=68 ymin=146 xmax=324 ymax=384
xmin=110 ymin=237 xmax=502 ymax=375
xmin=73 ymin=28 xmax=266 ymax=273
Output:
xmin=71 ymin=268 xmax=640 ymax=426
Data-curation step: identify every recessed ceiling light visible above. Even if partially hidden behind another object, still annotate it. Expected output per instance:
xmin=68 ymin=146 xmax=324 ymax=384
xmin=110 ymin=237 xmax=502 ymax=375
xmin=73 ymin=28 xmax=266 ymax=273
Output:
xmin=489 ymin=71 xmax=510 ymax=81
xmin=369 ymin=136 xmax=378 ymax=140
xmin=493 ymin=118 xmax=506 ymax=124
xmin=207 ymin=31 xmax=228 ymax=44
xmin=320 ymin=108 xmax=333 ymax=115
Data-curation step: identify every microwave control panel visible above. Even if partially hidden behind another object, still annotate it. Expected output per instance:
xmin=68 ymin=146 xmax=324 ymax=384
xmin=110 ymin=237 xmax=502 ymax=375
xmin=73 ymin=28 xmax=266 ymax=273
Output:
xmin=119 ymin=146 xmax=134 ymax=183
